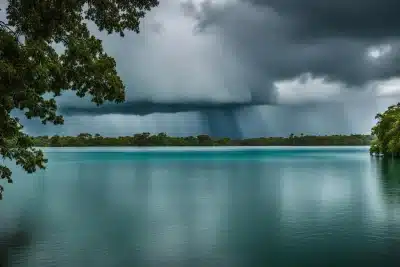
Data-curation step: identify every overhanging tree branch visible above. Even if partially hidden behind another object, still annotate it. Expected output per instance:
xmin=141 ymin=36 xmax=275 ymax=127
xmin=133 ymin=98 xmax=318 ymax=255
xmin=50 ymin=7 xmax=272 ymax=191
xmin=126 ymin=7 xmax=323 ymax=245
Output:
xmin=0 ymin=0 xmax=159 ymax=200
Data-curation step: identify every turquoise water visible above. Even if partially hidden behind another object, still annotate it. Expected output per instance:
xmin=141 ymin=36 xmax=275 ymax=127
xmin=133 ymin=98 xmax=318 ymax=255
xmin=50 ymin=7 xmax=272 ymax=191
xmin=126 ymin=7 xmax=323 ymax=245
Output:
xmin=1 ymin=146 xmax=399 ymax=266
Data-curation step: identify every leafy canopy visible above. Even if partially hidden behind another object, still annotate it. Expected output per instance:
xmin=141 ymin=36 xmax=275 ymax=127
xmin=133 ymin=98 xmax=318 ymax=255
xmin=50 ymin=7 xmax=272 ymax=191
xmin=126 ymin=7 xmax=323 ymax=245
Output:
xmin=0 ymin=0 xmax=159 ymax=199
xmin=370 ymin=103 xmax=400 ymax=157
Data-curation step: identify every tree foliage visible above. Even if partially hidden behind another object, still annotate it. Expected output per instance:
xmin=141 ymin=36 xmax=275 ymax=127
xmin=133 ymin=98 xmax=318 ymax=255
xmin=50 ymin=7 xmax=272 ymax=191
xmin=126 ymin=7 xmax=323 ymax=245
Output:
xmin=0 ymin=0 xmax=159 ymax=199
xmin=370 ymin=103 xmax=400 ymax=157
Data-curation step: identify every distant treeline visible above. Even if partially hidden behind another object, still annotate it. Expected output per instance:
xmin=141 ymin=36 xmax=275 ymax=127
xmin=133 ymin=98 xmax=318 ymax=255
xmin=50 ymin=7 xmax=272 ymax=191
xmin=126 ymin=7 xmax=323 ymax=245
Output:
xmin=31 ymin=133 xmax=373 ymax=147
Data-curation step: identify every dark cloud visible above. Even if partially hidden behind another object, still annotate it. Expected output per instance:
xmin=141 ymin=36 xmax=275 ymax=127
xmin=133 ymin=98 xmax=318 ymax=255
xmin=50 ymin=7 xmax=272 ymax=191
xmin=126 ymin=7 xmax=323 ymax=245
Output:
xmin=16 ymin=0 xmax=400 ymax=137
xmin=31 ymin=98 xmax=397 ymax=138
xmin=244 ymin=0 xmax=400 ymax=40
xmin=59 ymin=99 xmax=275 ymax=116
xmin=179 ymin=0 xmax=400 ymax=87
xmin=59 ymin=100 xmax=275 ymax=138
xmin=62 ymin=0 xmax=400 ymax=114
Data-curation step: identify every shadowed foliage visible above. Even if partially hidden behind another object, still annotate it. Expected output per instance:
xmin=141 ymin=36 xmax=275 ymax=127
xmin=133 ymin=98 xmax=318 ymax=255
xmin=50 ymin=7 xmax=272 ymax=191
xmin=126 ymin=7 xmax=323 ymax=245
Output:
xmin=370 ymin=103 xmax=400 ymax=157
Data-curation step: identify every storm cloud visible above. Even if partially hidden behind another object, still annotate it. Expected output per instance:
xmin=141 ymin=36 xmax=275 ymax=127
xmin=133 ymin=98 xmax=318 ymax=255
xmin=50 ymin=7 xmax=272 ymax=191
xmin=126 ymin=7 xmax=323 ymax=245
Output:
xmin=179 ymin=0 xmax=400 ymax=86
xmin=18 ymin=0 xmax=400 ymax=137
xmin=244 ymin=0 xmax=400 ymax=39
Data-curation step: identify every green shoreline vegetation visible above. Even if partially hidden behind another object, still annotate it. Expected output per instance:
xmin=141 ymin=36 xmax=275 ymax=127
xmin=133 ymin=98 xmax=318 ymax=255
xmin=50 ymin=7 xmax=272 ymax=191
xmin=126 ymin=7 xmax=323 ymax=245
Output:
xmin=370 ymin=103 xmax=400 ymax=158
xmin=32 ymin=133 xmax=373 ymax=147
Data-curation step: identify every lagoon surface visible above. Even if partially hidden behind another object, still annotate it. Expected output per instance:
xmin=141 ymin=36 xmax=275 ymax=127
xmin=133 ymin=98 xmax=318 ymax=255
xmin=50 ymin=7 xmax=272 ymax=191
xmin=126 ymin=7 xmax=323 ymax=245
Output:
xmin=1 ymin=146 xmax=400 ymax=266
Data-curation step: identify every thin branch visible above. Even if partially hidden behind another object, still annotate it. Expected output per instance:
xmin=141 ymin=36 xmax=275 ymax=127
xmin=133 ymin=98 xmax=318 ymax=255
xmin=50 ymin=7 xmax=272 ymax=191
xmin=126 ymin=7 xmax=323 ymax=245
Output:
xmin=0 ymin=20 xmax=23 ymax=44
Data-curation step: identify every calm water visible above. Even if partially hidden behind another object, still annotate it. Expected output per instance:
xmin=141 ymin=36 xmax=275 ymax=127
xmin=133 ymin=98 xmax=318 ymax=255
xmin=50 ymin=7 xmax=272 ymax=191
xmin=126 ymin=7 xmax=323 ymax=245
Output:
xmin=1 ymin=146 xmax=399 ymax=267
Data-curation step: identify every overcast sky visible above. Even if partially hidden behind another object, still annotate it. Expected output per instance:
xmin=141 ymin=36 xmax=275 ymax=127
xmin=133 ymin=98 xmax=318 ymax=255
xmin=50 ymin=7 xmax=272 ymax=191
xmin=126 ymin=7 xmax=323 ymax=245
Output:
xmin=10 ymin=0 xmax=400 ymax=137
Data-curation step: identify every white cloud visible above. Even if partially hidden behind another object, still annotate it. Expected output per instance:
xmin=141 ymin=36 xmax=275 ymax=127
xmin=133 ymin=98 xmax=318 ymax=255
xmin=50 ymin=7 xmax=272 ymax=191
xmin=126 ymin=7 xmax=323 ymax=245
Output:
xmin=375 ymin=78 xmax=400 ymax=97
xmin=366 ymin=44 xmax=392 ymax=59
xmin=275 ymin=75 xmax=344 ymax=104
